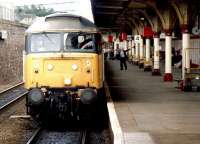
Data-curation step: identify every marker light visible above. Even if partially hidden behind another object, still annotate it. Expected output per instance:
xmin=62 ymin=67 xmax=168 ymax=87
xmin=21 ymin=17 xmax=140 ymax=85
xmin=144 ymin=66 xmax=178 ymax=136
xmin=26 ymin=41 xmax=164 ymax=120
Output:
xmin=72 ymin=64 xmax=78 ymax=71
xmin=47 ymin=64 xmax=54 ymax=71
xmin=64 ymin=78 xmax=72 ymax=85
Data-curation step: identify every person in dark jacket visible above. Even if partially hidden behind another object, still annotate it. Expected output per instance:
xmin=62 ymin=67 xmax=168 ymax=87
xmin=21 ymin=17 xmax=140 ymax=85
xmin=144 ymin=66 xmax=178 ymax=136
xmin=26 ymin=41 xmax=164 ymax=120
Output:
xmin=116 ymin=44 xmax=128 ymax=70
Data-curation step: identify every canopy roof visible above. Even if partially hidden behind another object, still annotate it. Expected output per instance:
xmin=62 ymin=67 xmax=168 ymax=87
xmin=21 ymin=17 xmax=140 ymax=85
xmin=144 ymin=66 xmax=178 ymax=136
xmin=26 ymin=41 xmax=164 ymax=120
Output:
xmin=91 ymin=0 xmax=130 ymax=31
xmin=91 ymin=0 xmax=200 ymax=35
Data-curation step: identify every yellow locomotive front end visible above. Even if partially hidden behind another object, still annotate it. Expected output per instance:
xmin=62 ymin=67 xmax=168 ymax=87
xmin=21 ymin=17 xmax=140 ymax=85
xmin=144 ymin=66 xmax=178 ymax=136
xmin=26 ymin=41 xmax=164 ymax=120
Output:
xmin=25 ymin=52 xmax=103 ymax=91
xmin=24 ymin=14 xmax=104 ymax=121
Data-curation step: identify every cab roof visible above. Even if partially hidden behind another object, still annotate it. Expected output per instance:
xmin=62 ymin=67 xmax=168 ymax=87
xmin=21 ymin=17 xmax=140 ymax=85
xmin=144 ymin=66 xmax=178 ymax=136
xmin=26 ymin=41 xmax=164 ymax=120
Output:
xmin=26 ymin=13 xmax=98 ymax=33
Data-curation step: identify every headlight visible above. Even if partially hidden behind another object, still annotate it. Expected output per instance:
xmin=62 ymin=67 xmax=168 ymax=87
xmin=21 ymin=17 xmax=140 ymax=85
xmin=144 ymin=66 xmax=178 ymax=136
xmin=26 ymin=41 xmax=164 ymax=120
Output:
xmin=47 ymin=64 xmax=54 ymax=71
xmin=72 ymin=64 xmax=78 ymax=71
xmin=64 ymin=78 xmax=72 ymax=85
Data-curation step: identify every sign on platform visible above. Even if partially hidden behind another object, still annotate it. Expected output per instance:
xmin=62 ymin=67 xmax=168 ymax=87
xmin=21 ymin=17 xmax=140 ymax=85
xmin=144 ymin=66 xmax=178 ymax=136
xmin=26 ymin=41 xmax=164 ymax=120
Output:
xmin=127 ymin=35 xmax=132 ymax=41
xmin=192 ymin=27 xmax=200 ymax=35
xmin=134 ymin=35 xmax=141 ymax=43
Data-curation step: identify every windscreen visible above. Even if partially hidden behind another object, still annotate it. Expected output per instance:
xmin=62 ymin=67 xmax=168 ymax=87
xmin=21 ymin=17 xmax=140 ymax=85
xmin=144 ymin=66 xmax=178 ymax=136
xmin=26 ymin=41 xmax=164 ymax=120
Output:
xmin=64 ymin=33 xmax=95 ymax=51
xmin=28 ymin=32 xmax=101 ymax=53
xmin=30 ymin=33 xmax=61 ymax=52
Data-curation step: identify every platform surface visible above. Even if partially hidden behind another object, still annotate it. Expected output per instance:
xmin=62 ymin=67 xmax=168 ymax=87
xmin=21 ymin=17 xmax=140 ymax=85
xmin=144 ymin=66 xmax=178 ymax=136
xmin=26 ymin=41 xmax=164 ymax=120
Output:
xmin=106 ymin=60 xmax=200 ymax=144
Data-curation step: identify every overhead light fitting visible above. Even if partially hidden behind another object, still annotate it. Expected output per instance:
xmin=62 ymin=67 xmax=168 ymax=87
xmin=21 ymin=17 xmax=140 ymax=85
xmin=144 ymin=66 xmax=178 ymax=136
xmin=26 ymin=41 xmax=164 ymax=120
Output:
xmin=140 ymin=17 xmax=145 ymax=21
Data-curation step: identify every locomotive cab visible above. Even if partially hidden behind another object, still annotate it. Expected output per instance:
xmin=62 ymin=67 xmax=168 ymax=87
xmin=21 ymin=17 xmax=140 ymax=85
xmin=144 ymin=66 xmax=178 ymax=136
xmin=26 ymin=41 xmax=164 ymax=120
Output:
xmin=24 ymin=13 xmax=104 ymax=121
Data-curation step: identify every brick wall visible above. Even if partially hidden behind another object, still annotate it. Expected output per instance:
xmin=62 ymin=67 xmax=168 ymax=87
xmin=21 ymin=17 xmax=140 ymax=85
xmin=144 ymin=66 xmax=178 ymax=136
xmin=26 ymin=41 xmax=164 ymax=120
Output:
xmin=0 ymin=19 xmax=28 ymax=84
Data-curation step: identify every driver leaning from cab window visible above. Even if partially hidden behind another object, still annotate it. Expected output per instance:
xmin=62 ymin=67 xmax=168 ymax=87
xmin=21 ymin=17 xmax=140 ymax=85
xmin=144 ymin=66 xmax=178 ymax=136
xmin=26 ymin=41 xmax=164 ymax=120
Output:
xmin=80 ymin=38 xmax=93 ymax=49
xmin=65 ymin=33 xmax=94 ymax=50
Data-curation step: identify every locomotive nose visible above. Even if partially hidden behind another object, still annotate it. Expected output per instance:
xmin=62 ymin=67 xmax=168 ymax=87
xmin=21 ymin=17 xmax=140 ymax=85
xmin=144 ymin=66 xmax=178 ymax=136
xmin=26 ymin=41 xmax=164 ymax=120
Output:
xmin=28 ymin=88 xmax=44 ymax=106
xmin=80 ymin=88 xmax=97 ymax=104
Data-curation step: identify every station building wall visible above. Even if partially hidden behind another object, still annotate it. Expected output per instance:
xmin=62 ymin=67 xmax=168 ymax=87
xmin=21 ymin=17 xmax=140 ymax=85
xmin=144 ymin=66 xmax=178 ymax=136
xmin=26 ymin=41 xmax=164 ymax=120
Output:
xmin=0 ymin=19 xmax=27 ymax=84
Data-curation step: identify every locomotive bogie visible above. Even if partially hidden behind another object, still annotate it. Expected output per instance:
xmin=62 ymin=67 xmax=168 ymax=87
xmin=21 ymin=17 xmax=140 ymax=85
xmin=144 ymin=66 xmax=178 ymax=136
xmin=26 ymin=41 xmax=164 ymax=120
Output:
xmin=27 ymin=87 xmax=99 ymax=120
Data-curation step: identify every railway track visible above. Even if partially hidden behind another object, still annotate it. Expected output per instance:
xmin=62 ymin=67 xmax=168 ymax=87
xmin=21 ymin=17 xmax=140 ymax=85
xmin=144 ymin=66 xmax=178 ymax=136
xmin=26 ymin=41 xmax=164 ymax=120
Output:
xmin=0 ymin=82 xmax=28 ymax=112
xmin=26 ymin=127 xmax=88 ymax=144
xmin=0 ymin=82 xmax=24 ymax=94
xmin=26 ymin=128 xmax=42 ymax=144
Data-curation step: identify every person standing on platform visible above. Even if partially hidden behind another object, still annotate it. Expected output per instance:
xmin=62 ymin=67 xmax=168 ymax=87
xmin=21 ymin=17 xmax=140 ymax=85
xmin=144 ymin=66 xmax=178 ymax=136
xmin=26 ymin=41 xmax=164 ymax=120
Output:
xmin=116 ymin=44 xmax=128 ymax=70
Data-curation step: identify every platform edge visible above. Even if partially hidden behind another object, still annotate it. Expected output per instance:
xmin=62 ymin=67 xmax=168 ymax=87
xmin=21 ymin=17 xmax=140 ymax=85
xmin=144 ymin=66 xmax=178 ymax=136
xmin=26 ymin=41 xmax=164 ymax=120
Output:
xmin=104 ymin=81 xmax=125 ymax=144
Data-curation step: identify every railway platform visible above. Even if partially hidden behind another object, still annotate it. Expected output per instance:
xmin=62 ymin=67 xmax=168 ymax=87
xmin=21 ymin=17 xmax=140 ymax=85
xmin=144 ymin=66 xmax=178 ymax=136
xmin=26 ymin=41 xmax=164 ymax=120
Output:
xmin=106 ymin=60 xmax=200 ymax=144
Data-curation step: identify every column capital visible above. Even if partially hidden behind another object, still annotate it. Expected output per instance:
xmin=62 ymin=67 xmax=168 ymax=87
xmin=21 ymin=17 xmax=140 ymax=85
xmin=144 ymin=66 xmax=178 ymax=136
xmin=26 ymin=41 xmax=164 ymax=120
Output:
xmin=153 ymin=32 xmax=160 ymax=38
xmin=180 ymin=24 xmax=189 ymax=33
xmin=144 ymin=35 xmax=151 ymax=39
xmin=164 ymin=29 xmax=172 ymax=36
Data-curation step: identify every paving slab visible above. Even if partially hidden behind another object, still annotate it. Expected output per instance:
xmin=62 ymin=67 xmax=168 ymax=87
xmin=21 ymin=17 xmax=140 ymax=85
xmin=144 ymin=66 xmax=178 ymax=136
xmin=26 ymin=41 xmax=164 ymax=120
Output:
xmin=106 ymin=60 xmax=200 ymax=144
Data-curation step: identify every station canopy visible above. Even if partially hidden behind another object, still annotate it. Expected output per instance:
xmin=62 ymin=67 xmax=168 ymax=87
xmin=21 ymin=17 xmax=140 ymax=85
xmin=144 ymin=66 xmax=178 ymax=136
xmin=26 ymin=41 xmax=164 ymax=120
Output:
xmin=91 ymin=0 xmax=150 ymax=33
xmin=91 ymin=0 xmax=130 ymax=31
xmin=91 ymin=0 xmax=200 ymax=35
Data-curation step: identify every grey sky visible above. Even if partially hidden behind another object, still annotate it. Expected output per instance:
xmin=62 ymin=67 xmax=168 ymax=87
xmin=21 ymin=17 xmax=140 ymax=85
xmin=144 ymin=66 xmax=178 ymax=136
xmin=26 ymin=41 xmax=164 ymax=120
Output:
xmin=0 ymin=0 xmax=94 ymax=21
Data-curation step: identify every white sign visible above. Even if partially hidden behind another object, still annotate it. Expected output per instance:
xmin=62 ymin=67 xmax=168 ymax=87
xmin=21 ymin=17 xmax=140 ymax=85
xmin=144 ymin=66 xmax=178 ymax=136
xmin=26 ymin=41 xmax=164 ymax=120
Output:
xmin=192 ymin=27 xmax=200 ymax=35
xmin=127 ymin=35 xmax=132 ymax=40
xmin=160 ymin=32 xmax=165 ymax=39
xmin=134 ymin=35 xmax=141 ymax=43
xmin=0 ymin=30 xmax=7 ymax=39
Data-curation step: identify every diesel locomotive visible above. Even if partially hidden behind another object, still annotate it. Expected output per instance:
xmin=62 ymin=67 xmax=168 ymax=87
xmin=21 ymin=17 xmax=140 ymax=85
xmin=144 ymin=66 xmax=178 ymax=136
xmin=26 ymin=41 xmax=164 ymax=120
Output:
xmin=23 ymin=13 xmax=104 ymax=121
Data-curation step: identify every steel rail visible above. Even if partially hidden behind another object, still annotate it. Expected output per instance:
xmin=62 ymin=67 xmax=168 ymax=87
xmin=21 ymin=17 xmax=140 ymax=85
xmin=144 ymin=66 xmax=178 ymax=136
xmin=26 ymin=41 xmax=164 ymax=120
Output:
xmin=0 ymin=82 xmax=24 ymax=94
xmin=0 ymin=91 xmax=28 ymax=112
xmin=26 ymin=127 xmax=42 ymax=144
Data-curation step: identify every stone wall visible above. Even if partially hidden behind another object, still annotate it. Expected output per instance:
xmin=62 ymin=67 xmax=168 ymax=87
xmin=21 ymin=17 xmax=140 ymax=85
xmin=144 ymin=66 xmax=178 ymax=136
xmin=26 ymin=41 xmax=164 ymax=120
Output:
xmin=0 ymin=19 xmax=28 ymax=84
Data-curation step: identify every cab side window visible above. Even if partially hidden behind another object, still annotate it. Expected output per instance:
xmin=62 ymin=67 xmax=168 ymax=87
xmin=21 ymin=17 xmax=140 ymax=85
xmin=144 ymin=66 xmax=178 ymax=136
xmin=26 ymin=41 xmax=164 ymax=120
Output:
xmin=95 ymin=33 xmax=102 ymax=53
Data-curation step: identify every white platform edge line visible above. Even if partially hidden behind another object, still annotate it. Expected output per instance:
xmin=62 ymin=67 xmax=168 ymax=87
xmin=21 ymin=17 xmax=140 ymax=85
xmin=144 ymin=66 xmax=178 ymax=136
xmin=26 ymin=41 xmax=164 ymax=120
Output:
xmin=104 ymin=81 xmax=125 ymax=144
